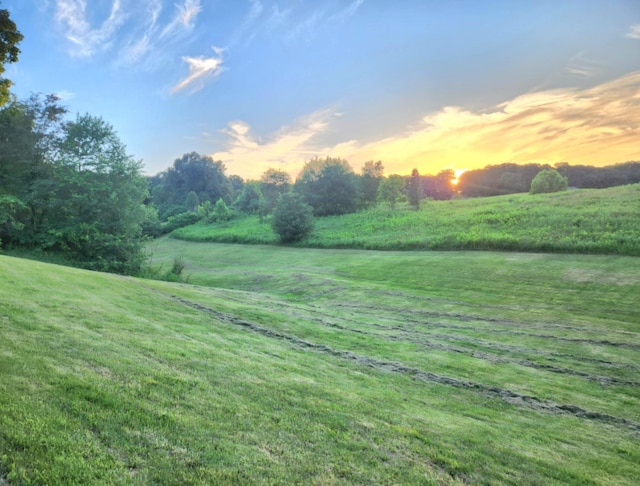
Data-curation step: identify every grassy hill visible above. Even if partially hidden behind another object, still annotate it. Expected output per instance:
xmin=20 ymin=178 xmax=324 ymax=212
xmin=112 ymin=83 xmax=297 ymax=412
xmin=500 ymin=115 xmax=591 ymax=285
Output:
xmin=172 ymin=184 xmax=640 ymax=255
xmin=2 ymin=244 xmax=640 ymax=484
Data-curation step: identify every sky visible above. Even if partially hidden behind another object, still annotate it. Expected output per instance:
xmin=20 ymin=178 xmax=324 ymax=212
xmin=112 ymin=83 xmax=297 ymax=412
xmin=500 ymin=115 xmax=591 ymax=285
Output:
xmin=3 ymin=0 xmax=640 ymax=179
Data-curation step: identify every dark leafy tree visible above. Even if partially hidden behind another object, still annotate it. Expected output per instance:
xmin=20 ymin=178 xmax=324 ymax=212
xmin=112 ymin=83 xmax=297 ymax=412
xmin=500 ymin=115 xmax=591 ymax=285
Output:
xmin=234 ymin=181 xmax=264 ymax=214
xmin=260 ymin=168 xmax=291 ymax=213
xmin=295 ymin=157 xmax=357 ymax=216
xmin=423 ymin=169 xmax=456 ymax=200
xmin=211 ymin=198 xmax=231 ymax=222
xmin=377 ymin=175 xmax=405 ymax=208
xmin=407 ymin=168 xmax=423 ymax=208
xmin=359 ymin=160 xmax=384 ymax=207
xmin=530 ymin=169 xmax=568 ymax=194
xmin=271 ymin=192 xmax=314 ymax=242
xmin=185 ymin=190 xmax=200 ymax=212
xmin=151 ymin=152 xmax=230 ymax=220
xmin=0 ymin=5 xmax=23 ymax=106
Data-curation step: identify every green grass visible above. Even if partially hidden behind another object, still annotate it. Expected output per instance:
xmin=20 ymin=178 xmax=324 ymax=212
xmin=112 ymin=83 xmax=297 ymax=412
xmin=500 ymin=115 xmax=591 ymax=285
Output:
xmin=2 ymin=241 xmax=639 ymax=484
xmin=172 ymin=184 xmax=640 ymax=255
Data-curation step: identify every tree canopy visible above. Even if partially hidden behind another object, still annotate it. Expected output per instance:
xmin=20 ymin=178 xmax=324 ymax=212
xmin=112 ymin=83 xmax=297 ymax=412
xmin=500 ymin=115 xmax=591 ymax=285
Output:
xmin=530 ymin=168 xmax=568 ymax=195
xmin=0 ymin=5 xmax=22 ymax=106
xmin=0 ymin=96 xmax=149 ymax=274
xmin=295 ymin=157 xmax=358 ymax=216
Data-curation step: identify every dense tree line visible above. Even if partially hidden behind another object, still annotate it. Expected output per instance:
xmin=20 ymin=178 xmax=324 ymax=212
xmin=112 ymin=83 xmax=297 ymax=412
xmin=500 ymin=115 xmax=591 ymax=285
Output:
xmin=457 ymin=162 xmax=640 ymax=197
xmin=0 ymin=95 xmax=150 ymax=273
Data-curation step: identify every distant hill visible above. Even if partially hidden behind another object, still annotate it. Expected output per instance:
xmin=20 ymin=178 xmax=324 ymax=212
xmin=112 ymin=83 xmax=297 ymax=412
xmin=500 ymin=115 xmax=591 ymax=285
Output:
xmin=172 ymin=183 xmax=640 ymax=256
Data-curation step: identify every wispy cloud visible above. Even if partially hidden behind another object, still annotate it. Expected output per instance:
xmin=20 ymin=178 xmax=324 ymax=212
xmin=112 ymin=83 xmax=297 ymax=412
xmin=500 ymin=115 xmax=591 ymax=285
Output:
xmin=329 ymin=0 xmax=365 ymax=23
xmin=207 ymin=72 xmax=640 ymax=178
xmin=54 ymin=89 xmax=76 ymax=101
xmin=209 ymin=108 xmax=341 ymax=178
xmin=565 ymin=52 xmax=602 ymax=78
xmin=625 ymin=24 xmax=640 ymax=39
xmin=345 ymin=71 xmax=640 ymax=174
xmin=172 ymin=47 xmax=225 ymax=93
xmin=160 ymin=0 xmax=202 ymax=37
xmin=227 ymin=0 xmax=264 ymax=48
xmin=54 ymin=0 xmax=126 ymax=57
xmin=54 ymin=0 xmax=204 ymax=66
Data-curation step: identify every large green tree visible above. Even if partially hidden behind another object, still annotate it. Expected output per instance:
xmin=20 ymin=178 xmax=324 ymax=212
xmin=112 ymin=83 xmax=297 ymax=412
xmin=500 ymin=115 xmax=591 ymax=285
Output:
xmin=0 ymin=4 xmax=22 ymax=106
xmin=30 ymin=114 xmax=149 ymax=273
xmin=295 ymin=157 xmax=358 ymax=216
xmin=530 ymin=168 xmax=568 ymax=195
xmin=359 ymin=160 xmax=384 ymax=207
xmin=260 ymin=168 xmax=291 ymax=214
xmin=407 ymin=168 xmax=423 ymax=209
xmin=150 ymin=152 xmax=230 ymax=220
xmin=271 ymin=192 xmax=314 ymax=242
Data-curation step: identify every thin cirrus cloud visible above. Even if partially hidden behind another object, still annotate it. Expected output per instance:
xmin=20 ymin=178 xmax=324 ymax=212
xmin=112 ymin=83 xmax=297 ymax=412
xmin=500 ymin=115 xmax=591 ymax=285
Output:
xmin=207 ymin=71 xmax=640 ymax=179
xmin=625 ymin=24 xmax=640 ymax=39
xmin=171 ymin=48 xmax=225 ymax=94
xmin=53 ymin=0 xmax=203 ymax=65
xmin=54 ymin=0 xmax=125 ymax=57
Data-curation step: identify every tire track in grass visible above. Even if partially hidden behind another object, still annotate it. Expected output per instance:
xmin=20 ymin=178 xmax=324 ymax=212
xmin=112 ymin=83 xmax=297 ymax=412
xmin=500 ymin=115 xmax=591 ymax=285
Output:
xmin=157 ymin=290 xmax=640 ymax=434
xmin=334 ymin=303 xmax=640 ymax=350
xmin=239 ymin=299 xmax=640 ymax=387
xmin=291 ymin=302 xmax=640 ymax=374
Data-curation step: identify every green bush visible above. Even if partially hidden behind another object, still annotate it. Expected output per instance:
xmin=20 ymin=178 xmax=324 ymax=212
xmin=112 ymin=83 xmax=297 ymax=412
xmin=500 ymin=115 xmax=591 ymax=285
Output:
xmin=271 ymin=192 xmax=314 ymax=242
xmin=530 ymin=169 xmax=568 ymax=194
xmin=162 ymin=211 xmax=202 ymax=234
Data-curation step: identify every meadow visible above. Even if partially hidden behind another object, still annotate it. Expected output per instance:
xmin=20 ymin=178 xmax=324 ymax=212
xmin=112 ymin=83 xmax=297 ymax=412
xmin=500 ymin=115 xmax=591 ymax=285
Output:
xmin=1 ymin=239 xmax=639 ymax=484
xmin=172 ymin=184 xmax=640 ymax=255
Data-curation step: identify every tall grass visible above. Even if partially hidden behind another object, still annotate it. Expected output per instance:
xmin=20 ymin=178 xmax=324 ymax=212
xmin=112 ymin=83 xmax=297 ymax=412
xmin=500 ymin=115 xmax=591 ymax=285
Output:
xmin=171 ymin=184 xmax=640 ymax=255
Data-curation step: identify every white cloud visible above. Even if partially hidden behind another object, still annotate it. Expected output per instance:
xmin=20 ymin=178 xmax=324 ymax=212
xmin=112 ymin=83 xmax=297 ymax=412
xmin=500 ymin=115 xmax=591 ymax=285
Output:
xmin=54 ymin=89 xmax=76 ymax=100
xmin=329 ymin=0 xmax=365 ymax=23
xmin=209 ymin=108 xmax=341 ymax=178
xmin=625 ymin=24 xmax=640 ymax=39
xmin=171 ymin=47 xmax=224 ymax=93
xmin=160 ymin=0 xmax=202 ymax=37
xmin=54 ymin=0 xmax=126 ymax=57
xmin=565 ymin=52 xmax=602 ymax=78
xmin=207 ymin=71 xmax=640 ymax=179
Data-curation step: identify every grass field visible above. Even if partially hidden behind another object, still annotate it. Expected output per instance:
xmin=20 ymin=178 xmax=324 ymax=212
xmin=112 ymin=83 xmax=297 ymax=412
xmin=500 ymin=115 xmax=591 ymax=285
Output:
xmin=171 ymin=184 xmax=640 ymax=256
xmin=1 ymin=239 xmax=639 ymax=484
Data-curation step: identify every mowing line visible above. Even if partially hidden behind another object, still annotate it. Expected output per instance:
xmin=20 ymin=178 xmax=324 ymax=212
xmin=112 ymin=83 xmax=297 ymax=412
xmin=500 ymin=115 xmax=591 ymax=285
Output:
xmin=139 ymin=282 xmax=640 ymax=434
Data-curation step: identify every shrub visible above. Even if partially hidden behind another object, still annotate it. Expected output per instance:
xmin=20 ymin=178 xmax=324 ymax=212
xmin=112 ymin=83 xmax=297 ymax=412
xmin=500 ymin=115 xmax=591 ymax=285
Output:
xmin=211 ymin=198 xmax=231 ymax=222
xmin=530 ymin=169 xmax=568 ymax=195
xmin=161 ymin=211 xmax=202 ymax=234
xmin=271 ymin=192 xmax=314 ymax=242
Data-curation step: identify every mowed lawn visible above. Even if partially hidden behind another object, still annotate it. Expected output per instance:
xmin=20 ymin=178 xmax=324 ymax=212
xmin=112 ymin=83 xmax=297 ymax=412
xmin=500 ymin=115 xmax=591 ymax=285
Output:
xmin=1 ymin=242 xmax=639 ymax=484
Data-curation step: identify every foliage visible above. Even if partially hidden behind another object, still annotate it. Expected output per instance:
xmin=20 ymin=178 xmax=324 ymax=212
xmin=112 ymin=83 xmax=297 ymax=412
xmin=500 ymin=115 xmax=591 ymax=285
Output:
xmin=295 ymin=157 xmax=358 ymax=216
xmin=423 ymin=169 xmax=456 ymax=200
xmin=377 ymin=174 xmax=406 ymax=208
xmin=530 ymin=168 xmax=568 ymax=194
xmin=407 ymin=168 xmax=423 ymax=208
xmin=234 ymin=181 xmax=264 ymax=214
xmin=457 ymin=161 xmax=640 ymax=197
xmin=271 ymin=192 xmax=314 ymax=242
xmin=184 ymin=190 xmax=200 ymax=212
xmin=260 ymin=168 xmax=291 ymax=214
xmin=0 ymin=5 xmax=23 ymax=106
xmin=170 ymin=184 xmax=640 ymax=256
xmin=0 ymin=99 xmax=149 ymax=274
xmin=359 ymin=160 xmax=384 ymax=207
xmin=211 ymin=198 xmax=231 ymax=222
xmin=161 ymin=211 xmax=202 ymax=234
xmin=149 ymin=152 xmax=230 ymax=220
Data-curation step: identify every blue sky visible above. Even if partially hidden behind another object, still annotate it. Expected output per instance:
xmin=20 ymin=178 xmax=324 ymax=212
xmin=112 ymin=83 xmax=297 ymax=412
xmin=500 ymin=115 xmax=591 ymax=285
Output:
xmin=4 ymin=0 xmax=640 ymax=179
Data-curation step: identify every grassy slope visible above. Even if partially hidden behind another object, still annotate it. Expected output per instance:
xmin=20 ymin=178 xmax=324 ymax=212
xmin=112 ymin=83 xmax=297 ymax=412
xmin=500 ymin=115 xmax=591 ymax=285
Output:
xmin=172 ymin=184 xmax=640 ymax=255
xmin=2 ymin=243 xmax=639 ymax=484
